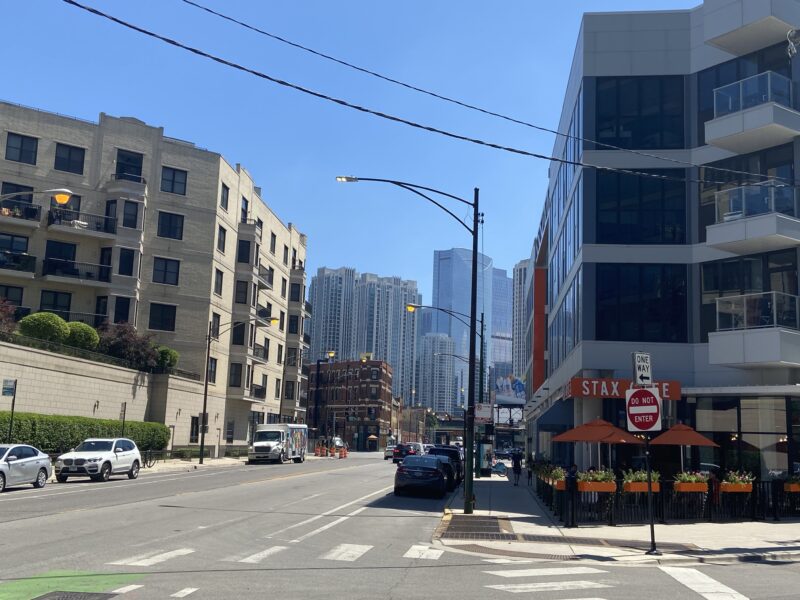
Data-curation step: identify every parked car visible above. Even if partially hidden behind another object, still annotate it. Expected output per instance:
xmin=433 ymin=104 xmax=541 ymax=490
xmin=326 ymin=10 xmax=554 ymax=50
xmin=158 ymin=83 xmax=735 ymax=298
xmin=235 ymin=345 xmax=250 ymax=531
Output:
xmin=423 ymin=444 xmax=435 ymax=453
xmin=392 ymin=442 xmax=424 ymax=463
xmin=495 ymin=448 xmax=512 ymax=460
xmin=394 ymin=455 xmax=448 ymax=498
xmin=427 ymin=445 xmax=464 ymax=483
xmin=0 ymin=444 xmax=52 ymax=492
xmin=55 ymin=438 xmax=141 ymax=482
xmin=430 ymin=454 xmax=456 ymax=491
xmin=384 ymin=445 xmax=395 ymax=460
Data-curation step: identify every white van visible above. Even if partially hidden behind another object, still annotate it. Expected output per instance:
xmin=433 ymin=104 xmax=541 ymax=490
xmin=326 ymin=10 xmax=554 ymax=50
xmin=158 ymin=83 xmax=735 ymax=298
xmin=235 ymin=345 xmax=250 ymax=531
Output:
xmin=248 ymin=424 xmax=308 ymax=464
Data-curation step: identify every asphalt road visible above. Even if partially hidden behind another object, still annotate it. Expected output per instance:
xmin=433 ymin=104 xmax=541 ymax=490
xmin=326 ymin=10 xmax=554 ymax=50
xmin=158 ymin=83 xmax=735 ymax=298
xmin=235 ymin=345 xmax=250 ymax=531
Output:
xmin=2 ymin=452 xmax=800 ymax=599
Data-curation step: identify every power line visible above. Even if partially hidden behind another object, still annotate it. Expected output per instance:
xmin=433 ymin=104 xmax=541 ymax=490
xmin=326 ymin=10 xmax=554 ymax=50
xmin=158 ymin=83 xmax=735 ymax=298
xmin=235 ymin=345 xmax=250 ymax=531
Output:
xmin=178 ymin=0 xmax=791 ymax=185
xmin=62 ymin=0 xmax=794 ymax=190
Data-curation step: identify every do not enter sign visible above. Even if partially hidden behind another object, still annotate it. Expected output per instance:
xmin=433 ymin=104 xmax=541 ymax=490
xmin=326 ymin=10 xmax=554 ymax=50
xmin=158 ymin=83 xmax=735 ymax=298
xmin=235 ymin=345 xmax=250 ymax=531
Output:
xmin=625 ymin=388 xmax=662 ymax=433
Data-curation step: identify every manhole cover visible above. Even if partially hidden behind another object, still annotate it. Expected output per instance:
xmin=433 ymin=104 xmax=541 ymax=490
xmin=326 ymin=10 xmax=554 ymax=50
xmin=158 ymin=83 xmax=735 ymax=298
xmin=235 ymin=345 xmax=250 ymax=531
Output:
xmin=446 ymin=515 xmax=512 ymax=534
xmin=33 ymin=593 xmax=116 ymax=600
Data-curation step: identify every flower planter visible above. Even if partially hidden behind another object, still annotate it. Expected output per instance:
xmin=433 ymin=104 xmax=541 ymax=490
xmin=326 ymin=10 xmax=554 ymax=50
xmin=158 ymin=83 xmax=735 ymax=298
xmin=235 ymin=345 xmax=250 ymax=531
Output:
xmin=623 ymin=481 xmax=660 ymax=493
xmin=674 ymin=482 xmax=708 ymax=493
xmin=577 ymin=481 xmax=616 ymax=493
xmin=785 ymin=483 xmax=800 ymax=493
xmin=554 ymin=479 xmax=565 ymax=491
xmin=720 ymin=482 xmax=752 ymax=493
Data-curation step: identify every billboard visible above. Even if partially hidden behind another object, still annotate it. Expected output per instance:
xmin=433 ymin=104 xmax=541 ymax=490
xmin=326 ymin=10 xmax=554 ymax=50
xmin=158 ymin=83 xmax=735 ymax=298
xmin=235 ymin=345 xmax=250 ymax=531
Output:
xmin=494 ymin=375 xmax=526 ymax=404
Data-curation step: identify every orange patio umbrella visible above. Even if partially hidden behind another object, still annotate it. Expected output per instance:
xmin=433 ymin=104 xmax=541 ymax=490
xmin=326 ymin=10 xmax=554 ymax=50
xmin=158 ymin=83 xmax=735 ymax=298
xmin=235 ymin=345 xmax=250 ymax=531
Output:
xmin=650 ymin=423 xmax=718 ymax=471
xmin=552 ymin=418 xmax=643 ymax=467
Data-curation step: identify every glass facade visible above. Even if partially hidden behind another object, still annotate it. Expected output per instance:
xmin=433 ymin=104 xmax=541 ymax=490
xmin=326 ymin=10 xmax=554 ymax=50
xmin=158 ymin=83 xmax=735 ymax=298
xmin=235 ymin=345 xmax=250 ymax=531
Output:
xmin=547 ymin=267 xmax=581 ymax=375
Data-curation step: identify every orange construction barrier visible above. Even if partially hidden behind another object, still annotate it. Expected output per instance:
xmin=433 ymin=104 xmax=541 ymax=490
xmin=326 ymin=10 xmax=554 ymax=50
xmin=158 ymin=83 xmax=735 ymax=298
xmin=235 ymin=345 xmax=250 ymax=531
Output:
xmin=314 ymin=446 xmax=320 ymax=457
xmin=339 ymin=448 xmax=345 ymax=459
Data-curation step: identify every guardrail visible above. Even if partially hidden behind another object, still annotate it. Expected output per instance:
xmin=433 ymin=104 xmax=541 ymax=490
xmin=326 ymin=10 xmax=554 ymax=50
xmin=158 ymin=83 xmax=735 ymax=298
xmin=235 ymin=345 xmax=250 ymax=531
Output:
xmin=0 ymin=251 xmax=36 ymax=273
xmin=48 ymin=208 xmax=117 ymax=234
xmin=42 ymin=258 xmax=112 ymax=282
xmin=111 ymin=173 xmax=147 ymax=184
xmin=714 ymin=184 xmax=797 ymax=223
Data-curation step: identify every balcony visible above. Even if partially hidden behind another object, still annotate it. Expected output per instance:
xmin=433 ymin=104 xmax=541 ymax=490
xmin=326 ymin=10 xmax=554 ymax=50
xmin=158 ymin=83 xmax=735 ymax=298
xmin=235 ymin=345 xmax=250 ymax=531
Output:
xmin=0 ymin=200 xmax=41 ymax=228
xmin=48 ymin=208 xmax=116 ymax=238
xmin=251 ymin=384 xmax=267 ymax=400
xmin=38 ymin=310 xmax=108 ymax=327
xmin=304 ymin=300 xmax=312 ymax=315
xmin=0 ymin=251 xmax=36 ymax=279
xmin=106 ymin=173 xmax=147 ymax=201
xmin=703 ymin=0 xmax=800 ymax=56
xmin=239 ymin=219 xmax=262 ymax=240
xmin=708 ymin=291 xmax=800 ymax=367
xmin=251 ymin=344 xmax=268 ymax=363
xmin=41 ymin=258 xmax=111 ymax=287
xmin=705 ymin=71 xmax=800 ymax=154
xmin=302 ymin=332 xmax=311 ymax=346
xmin=706 ymin=184 xmax=800 ymax=253
xmin=255 ymin=304 xmax=272 ymax=327
xmin=255 ymin=265 xmax=273 ymax=289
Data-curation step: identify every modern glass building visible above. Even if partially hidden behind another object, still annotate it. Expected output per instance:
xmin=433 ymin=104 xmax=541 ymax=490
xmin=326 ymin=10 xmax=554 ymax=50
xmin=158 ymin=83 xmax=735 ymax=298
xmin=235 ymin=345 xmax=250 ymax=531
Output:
xmin=524 ymin=0 xmax=800 ymax=480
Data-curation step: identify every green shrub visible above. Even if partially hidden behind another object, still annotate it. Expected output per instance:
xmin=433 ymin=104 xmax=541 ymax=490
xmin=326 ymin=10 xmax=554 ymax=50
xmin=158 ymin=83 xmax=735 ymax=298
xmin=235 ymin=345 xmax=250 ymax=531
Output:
xmin=65 ymin=322 xmax=100 ymax=350
xmin=0 ymin=411 xmax=170 ymax=453
xmin=156 ymin=346 xmax=180 ymax=369
xmin=98 ymin=323 xmax=158 ymax=370
xmin=19 ymin=312 xmax=70 ymax=343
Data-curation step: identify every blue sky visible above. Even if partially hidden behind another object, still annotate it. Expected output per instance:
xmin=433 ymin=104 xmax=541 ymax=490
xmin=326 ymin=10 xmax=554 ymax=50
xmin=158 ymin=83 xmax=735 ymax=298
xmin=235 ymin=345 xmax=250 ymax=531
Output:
xmin=3 ymin=0 xmax=696 ymax=301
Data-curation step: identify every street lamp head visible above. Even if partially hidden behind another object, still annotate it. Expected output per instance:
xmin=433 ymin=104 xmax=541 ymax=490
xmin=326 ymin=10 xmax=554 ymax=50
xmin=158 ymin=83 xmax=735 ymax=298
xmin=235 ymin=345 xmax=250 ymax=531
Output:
xmin=326 ymin=350 xmax=336 ymax=358
xmin=335 ymin=176 xmax=358 ymax=183
xmin=46 ymin=189 xmax=74 ymax=205
xmin=405 ymin=303 xmax=422 ymax=313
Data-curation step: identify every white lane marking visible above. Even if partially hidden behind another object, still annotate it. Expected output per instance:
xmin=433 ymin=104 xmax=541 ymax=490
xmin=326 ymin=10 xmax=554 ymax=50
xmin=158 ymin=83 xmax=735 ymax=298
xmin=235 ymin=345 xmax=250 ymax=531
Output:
xmin=486 ymin=581 xmax=612 ymax=593
xmin=170 ymin=588 xmax=198 ymax=598
xmin=283 ymin=492 xmax=324 ymax=507
xmin=320 ymin=543 xmax=373 ymax=562
xmin=659 ymin=567 xmax=749 ymax=600
xmin=109 ymin=548 xmax=195 ymax=567
xmin=238 ymin=546 xmax=288 ymax=564
xmin=290 ymin=506 xmax=367 ymax=543
xmin=403 ymin=544 xmax=444 ymax=560
xmin=111 ymin=585 xmax=144 ymax=593
xmin=482 ymin=559 xmax=534 ymax=564
xmin=484 ymin=567 xmax=607 ymax=578
xmin=265 ymin=486 xmax=391 ymax=538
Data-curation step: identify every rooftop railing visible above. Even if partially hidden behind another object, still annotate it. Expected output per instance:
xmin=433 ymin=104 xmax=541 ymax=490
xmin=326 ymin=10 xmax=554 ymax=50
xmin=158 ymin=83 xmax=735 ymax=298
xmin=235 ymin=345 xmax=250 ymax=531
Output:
xmin=714 ymin=71 xmax=793 ymax=118
xmin=714 ymin=183 xmax=798 ymax=223
xmin=716 ymin=291 xmax=800 ymax=332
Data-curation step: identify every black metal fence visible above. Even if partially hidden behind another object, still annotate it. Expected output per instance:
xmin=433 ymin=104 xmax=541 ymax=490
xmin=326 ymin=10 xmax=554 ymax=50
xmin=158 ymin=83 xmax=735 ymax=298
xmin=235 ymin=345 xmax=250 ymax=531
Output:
xmin=42 ymin=257 xmax=112 ymax=282
xmin=48 ymin=208 xmax=116 ymax=234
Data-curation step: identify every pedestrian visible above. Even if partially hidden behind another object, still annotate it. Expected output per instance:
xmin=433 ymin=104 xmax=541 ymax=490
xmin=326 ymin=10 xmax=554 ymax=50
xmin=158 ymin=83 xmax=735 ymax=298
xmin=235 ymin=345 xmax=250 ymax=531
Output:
xmin=511 ymin=451 xmax=522 ymax=486
xmin=526 ymin=453 xmax=533 ymax=486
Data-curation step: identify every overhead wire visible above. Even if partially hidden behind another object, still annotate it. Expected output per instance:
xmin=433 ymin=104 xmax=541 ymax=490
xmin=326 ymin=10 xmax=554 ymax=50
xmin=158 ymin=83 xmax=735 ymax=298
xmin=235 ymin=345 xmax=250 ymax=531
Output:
xmin=63 ymin=0 xmax=796 ymax=191
xmin=178 ymin=0 xmax=792 ymax=186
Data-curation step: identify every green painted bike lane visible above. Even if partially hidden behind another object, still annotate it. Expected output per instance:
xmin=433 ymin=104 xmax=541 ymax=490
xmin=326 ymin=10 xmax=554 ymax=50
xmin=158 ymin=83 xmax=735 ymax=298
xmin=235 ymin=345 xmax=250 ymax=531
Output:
xmin=0 ymin=570 xmax=144 ymax=599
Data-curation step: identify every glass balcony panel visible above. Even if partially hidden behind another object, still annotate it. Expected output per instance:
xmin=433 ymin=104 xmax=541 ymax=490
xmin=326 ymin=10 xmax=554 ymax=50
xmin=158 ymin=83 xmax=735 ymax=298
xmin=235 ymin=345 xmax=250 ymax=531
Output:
xmin=714 ymin=185 xmax=798 ymax=223
xmin=716 ymin=296 xmax=743 ymax=330
xmin=715 ymin=81 xmax=741 ymax=117
xmin=713 ymin=71 xmax=793 ymax=118
xmin=716 ymin=291 xmax=800 ymax=332
xmin=776 ymin=293 xmax=799 ymax=329
xmin=743 ymin=186 xmax=770 ymax=217
xmin=774 ymin=187 xmax=796 ymax=216
xmin=745 ymin=294 xmax=773 ymax=328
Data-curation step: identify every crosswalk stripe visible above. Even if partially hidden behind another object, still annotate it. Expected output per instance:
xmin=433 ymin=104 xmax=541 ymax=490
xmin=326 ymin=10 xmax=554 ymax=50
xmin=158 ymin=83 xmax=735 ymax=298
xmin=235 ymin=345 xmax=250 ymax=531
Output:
xmin=320 ymin=543 xmax=373 ymax=562
xmin=238 ymin=546 xmax=288 ymax=564
xmin=659 ymin=567 xmax=749 ymax=600
xmin=482 ymin=559 xmax=535 ymax=564
xmin=108 ymin=548 xmax=195 ymax=567
xmin=111 ymin=585 xmax=144 ymax=594
xmin=486 ymin=581 xmax=613 ymax=593
xmin=403 ymin=544 xmax=444 ymax=560
xmin=484 ymin=567 xmax=607 ymax=578
xmin=170 ymin=588 xmax=198 ymax=598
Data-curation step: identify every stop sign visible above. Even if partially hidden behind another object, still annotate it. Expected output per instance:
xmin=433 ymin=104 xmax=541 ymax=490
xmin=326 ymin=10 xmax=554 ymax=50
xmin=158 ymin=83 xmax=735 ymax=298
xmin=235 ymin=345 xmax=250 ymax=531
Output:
xmin=625 ymin=388 xmax=662 ymax=432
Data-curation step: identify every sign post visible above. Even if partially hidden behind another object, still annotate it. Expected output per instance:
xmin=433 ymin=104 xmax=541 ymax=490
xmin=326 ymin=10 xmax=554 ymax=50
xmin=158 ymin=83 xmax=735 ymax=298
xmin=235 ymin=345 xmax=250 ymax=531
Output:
xmin=626 ymin=387 xmax=662 ymax=556
xmin=3 ymin=379 xmax=17 ymax=443
xmin=120 ymin=401 xmax=127 ymax=437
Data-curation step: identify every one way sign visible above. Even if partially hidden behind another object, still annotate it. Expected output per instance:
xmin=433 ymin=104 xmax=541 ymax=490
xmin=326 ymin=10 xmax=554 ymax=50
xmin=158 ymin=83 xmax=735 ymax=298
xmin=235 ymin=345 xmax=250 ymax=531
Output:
xmin=633 ymin=352 xmax=652 ymax=386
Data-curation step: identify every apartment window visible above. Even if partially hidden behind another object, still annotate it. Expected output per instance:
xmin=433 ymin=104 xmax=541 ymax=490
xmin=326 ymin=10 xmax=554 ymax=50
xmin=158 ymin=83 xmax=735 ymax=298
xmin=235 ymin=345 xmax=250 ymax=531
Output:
xmin=371 ymin=369 xmax=379 ymax=381
xmin=246 ymin=364 xmax=253 ymax=389
xmin=264 ymin=339 xmax=270 ymax=361
xmin=160 ymin=166 xmax=187 ymax=195
xmin=114 ymin=297 xmax=131 ymax=324
xmin=288 ymin=314 xmax=299 ymax=334
xmin=118 ymin=248 xmax=136 ymax=277
xmin=0 ymin=285 xmax=22 ymax=306
xmin=40 ymin=290 xmax=71 ymax=316
xmin=231 ymin=322 xmax=245 ymax=345
xmin=290 ymin=283 xmax=301 ymax=302
xmin=282 ymin=245 xmax=289 ymax=265
xmin=190 ymin=416 xmax=199 ymax=444
xmin=153 ymin=257 xmax=180 ymax=285
xmin=220 ymin=184 xmax=229 ymax=210
xmin=54 ymin=143 xmax=85 ymax=174
xmin=281 ymin=278 xmax=287 ymax=298
xmin=1 ymin=182 xmax=33 ymax=203
xmin=284 ymin=380 xmax=295 ymax=401
xmin=115 ymin=149 xmax=143 ymax=182
xmin=122 ymin=201 xmax=139 ymax=229
xmin=208 ymin=357 xmax=217 ymax=384
xmin=235 ymin=280 xmax=248 ymax=304
xmin=266 ymin=302 xmax=272 ymax=318
xmin=279 ymin=311 xmax=285 ymax=331
xmin=277 ymin=344 xmax=283 ymax=365
xmin=217 ymin=226 xmax=226 ymax=253
xmin=286 ymin=346 xmax=297 ymax=366
xmin=370 ymin=386 xmax=379 ymax=400
xmin=157 ymin=211 xmax=184 ymax=240
xmin=149 ymin=303 xmax=176 ymax=331
xmin=596 ymin=76 xmax=684 ymax=149
xmin=241 ymin=196 xmax=249 ymax=223
xmin=226 ymin=421 xmax=235 ymax=444
xmin=237 ymin=240 xmax=251 ymax=264
xmin=211 ymin=313 xmax=221 ymax=338
xmin=214 ymin=269 xmax=224 ymax=296
xmin=274 ymin=378 xmax=281 ymax=399
xmin=0 ymin=233 xmax=28 ymax=253
xmin=5 ymin=133 xmax=37 ymax=165
xmin=270 ymin=232 xmax=276 ymax=253
xmin=229 ymin=362 xmax=243 ymax=387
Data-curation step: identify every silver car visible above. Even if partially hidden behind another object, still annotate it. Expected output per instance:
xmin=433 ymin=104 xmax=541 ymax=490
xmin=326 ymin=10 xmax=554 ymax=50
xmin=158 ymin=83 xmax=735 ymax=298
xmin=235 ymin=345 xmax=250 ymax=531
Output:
xmin=0 ymin=444 xmax=52 ymax=492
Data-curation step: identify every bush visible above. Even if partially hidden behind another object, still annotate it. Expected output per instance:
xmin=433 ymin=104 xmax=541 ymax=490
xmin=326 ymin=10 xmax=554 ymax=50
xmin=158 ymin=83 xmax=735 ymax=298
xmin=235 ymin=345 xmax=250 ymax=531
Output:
xmin=65 ymin=321 xmax=100 ymax=350
xmin=156 ymin=346 xmax=180 ymax=369
xmin=622 ymin=468 xmax=660 ymax=483
xmin=0 ymin=300 xmax=16 ymax=335
xmin=577 ymin=469 xmax=615 ymax=482
xmin=98 ymin=323 xmax=158 ymax=370
xmin=0 ymin=411 xmax=170 ymax=453
xmin=19 ymin=312 xmax=70 ymax=343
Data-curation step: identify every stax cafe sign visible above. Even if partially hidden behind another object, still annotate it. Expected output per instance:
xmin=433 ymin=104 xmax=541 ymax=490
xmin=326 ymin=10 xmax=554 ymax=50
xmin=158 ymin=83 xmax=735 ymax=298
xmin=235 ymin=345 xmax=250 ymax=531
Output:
xmin=568 ymin=377 xmax=681 ymax=401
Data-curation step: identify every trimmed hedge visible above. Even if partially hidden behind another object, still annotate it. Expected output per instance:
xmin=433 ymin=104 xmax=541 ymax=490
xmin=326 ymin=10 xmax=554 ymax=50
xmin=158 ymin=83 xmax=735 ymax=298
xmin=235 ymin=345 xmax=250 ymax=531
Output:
xmin=0 ymin=411 xmax=170 ymax=453
xmin=19 ymin=312 xmax=70 ymax=343
xmin=66 ymin=321 xmax=100 ymax=350
xmin=156 ymin=346 xmax=179 ymax=369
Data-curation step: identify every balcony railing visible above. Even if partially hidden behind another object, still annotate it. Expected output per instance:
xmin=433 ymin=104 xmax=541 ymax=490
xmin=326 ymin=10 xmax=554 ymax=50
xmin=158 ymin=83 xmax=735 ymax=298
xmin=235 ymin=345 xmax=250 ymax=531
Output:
xmin=12 ymin=306 xmax=31 ymax=321
xmin=0 ymin=199 xmax=41 ymax=222
xmin=256 ymin=304 xmax=271 ymax=322
xmin=256 ymin=265 xmax=273 ymax=289
xmin=304 ymin=301 xmax=313 ymax=315
xmin=714 ymin=184 xmax=798 ymax=223
xmin=251 ymin=384 xmax=267 ymax=400
xmin=48 ymin=208 xmax=117 ymax=234
xmin=38 ymin=310 xmax=109 ymax=327
xmin=42 ymin=258 xmax=112 ymax=283
xmin=111 ymin=173 xmax=146 ymax=184
xmin=0 ymin=251 xmax=36 ymax=273
xmin=303 ymin=332 xmax=311 ymax=345
xmin=252 ymin=344 xmax=267 ymax=361
xmin=714 ymin=71 xmax=793 ymax=118
xmin=716 ymin=291 xmax=800 ymax=332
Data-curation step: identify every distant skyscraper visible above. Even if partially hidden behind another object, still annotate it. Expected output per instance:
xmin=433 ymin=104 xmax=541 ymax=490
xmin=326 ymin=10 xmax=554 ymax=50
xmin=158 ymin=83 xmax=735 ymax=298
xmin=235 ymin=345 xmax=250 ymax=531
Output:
xmin=431 ymin=248 xmax=493 ymax=408
xmin=309 ymin=267 xmax=419 ymax=403
xmin=491 ymin=267 xmax=513 ymax=380
xmin=418 ymin=333 xmax=456 ymax=413
xmin=512 ymin=260 xmax=529 ymax=378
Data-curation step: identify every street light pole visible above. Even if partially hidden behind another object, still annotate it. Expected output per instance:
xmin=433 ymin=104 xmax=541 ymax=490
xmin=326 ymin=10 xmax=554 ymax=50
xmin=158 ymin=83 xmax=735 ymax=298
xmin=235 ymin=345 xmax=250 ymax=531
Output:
xmin=475 ymin=312 xmax=485 ymax=479
xmin=199 ymin=320 xmax=213 ymax=464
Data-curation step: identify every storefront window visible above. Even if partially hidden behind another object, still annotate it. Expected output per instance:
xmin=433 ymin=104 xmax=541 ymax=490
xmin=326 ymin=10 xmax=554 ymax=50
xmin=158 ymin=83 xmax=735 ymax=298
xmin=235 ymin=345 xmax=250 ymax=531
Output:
xmin=696 ymin=397 xmax=737 ymax=431
xmin=741 ymin=433 xmax=787 ymax=479
xmin=740 ymin=397 xmax=786 ymax=433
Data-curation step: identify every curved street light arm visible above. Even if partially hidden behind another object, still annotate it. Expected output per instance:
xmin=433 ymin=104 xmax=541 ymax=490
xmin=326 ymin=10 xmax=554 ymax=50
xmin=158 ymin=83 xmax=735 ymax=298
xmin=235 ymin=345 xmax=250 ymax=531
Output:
xmin=391 ymin=183 xmax=473 ymax=234
xmin=352 ymin=177 xmax=473 ymax=206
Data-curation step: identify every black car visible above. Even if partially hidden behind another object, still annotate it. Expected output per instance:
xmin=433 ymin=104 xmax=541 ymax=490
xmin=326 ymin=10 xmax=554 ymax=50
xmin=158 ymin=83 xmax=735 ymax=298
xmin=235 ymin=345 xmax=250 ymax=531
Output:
xmin=392 ymin=442 xmax=423 ymax=464
xmin=394 ymin=455 xmax=448 ymax=498
xmin=428 ymin=446 xmax=464 ymax=483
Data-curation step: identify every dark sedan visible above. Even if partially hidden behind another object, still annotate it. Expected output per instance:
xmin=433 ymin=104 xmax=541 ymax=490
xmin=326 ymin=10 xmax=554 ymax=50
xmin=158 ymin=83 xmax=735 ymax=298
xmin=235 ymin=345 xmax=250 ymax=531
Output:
xmin=427 ymin=446 xmax=464 ymax=484
xmin=394 ymin=455 xmax=448 ymax=498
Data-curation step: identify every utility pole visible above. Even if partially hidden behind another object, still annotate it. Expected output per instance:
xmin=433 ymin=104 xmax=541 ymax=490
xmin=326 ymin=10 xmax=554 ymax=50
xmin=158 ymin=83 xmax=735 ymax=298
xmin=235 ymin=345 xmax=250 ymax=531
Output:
xmin=475 ymin=312 xmax=485 ymax=479
xmin=463 ymin=188 xmax=479 ymax=514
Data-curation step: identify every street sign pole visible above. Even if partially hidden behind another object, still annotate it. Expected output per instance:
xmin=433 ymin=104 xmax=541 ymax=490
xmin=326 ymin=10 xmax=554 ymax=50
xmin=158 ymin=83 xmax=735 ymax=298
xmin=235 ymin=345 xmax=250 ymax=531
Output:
xmin=4 ymin=379 xmax=17 ymax=443
xmin=644 ymin=433 xmax=659 ymax=555
xmin=120 ymin=402 xmax=127 ymax=437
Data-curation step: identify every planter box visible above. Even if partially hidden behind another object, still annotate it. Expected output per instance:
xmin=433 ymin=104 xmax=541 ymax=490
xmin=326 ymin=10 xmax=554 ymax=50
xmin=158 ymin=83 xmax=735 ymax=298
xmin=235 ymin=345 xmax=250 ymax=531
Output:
xmin=623 ymin=481 xmax=660 ymax=493
xmin=674 ymin=482 xmax=708 ymax=493
xmin=554 ymin=479 xmax=565 ymax=491
xmin=577 ymin=481 xmax=616 ymax=493
xmin=720 ymin=482 xmax=753 ymax=493
xmin=785 ymin=483 xmax=800 ymax=493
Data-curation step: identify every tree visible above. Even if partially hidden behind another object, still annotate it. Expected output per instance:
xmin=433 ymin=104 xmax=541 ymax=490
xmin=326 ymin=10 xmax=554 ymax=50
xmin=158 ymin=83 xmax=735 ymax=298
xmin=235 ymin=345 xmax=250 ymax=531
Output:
xmin=97 ymin=323 xmax=158 ymax=369
xmin=65 ymin=322 xmax=100 ymax=350
xmin=18 ymin=312 xmax=70 ymax=343
xmin=0 ymin=300 xmax=16 ymax=335
xmin=155 ymin=345 xmax=180 ymax=369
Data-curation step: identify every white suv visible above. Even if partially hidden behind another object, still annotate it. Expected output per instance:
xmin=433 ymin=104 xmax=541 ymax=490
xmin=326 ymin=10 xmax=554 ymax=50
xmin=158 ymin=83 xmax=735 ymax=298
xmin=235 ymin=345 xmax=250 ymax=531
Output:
xmin=55 ymin=438 xmax=141 ymax=482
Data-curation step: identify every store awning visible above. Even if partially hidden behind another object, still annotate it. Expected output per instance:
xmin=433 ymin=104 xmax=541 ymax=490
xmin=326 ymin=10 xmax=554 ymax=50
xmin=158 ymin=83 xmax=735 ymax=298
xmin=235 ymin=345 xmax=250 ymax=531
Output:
xmin=367 ymin=435 xmax=378 ymax=440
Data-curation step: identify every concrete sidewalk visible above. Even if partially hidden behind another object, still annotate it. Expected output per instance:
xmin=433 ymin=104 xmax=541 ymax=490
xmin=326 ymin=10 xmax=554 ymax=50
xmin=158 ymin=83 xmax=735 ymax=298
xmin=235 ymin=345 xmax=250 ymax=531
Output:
xmin=436 ymin=474 xmax=800 ymax=565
